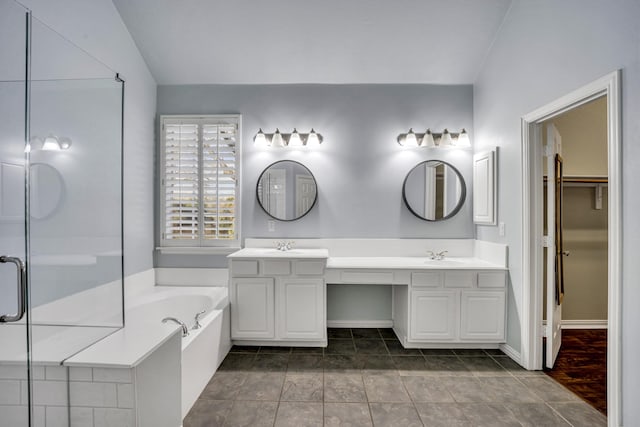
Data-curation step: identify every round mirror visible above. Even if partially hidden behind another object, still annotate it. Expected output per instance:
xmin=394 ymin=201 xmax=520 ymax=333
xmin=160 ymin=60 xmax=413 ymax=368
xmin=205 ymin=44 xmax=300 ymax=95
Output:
xmin=256 ymin=160 xmax=318 ymax=221
xmin=30 ymin=163 xmax=64 ymax=220
xmin=402 ymin=160 xmax=466 ymax=221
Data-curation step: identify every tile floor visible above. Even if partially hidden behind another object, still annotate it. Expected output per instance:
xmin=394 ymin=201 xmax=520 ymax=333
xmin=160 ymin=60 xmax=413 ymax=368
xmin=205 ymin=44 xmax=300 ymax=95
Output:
xmin=183 ymin=328 xmax=607 ymax=427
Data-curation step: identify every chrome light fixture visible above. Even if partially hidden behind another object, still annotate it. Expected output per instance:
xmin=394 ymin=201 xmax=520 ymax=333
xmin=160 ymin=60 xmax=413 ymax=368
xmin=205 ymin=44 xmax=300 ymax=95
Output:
xmin=396 ymin=128 xmax=471 ymax=149
xmin=454 ymin=128 xmax=471 ymax=148
xmin=253 ymin=128 xmax=324 ymax=148
xmin=28 ymin=135 xmax=72 ymax=152
xmin=271 ymin=129 xmax=285 ymax=148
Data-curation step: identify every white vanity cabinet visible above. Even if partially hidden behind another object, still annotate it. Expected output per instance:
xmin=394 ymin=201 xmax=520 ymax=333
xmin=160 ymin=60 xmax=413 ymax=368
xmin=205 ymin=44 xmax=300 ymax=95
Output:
xmin=228 ymin=249 xmax=328 ymax=346
xmin=401 ymin=269 xmax=507 ymax=346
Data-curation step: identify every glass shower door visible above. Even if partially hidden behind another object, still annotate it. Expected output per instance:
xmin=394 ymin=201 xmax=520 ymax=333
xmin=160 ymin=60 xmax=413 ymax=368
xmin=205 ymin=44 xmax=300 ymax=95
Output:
xmin=1 ymin=2 xmax=125 ymax=425
xmin=0 ymin=0 xmax=31 ymax=425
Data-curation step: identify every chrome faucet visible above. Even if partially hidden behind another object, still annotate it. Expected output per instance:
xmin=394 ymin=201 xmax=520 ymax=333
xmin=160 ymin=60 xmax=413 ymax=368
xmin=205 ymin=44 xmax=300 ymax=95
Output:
xmin=427 ymin=250 xmax=448 ymax=260
xmin=162 ymin=317 xmax=189 ymax=337
xmin=275 ymin=240 xmax=295 ymax=251
xmin=192 ymin=310 xmax=206 ymax=330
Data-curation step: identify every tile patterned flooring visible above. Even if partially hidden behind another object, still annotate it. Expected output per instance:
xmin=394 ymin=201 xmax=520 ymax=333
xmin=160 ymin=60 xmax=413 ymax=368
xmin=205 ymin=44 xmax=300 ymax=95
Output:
xmin=184 ymin=328 xmax=607 ymax=427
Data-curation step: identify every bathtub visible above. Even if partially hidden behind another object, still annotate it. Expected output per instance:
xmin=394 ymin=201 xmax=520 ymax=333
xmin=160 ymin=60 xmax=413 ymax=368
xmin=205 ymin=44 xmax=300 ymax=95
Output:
xmin=125 ymin=285 xmax=231 ymax=418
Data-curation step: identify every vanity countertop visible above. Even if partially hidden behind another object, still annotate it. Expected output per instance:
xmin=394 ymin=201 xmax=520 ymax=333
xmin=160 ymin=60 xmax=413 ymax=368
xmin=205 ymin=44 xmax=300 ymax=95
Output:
xmin=326 ymin=256 xmax=506 ymax=270
xmin=228 ymin=248 xmax=330 ymax=259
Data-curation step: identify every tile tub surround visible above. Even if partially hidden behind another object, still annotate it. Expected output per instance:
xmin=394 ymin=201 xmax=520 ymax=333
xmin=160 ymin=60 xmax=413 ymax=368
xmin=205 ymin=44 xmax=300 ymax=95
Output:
xmin=183 ymin=328 xmax=606 ymax=427
xmin=0 ymin=365 xmax=135 ymax=427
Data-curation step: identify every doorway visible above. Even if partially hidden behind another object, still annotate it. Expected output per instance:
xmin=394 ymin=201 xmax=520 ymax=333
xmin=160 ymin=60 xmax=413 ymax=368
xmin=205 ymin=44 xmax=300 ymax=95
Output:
xmin=520 ymin=71 xmax=621 ymax=426
xmin=540 ymin=97 xmax=608 ymax=414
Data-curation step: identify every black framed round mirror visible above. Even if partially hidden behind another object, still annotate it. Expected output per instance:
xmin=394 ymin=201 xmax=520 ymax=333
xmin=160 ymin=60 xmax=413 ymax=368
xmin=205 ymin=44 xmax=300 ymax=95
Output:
xmin=256 ymin=160 xmax=318 ymax=221
xmin=402 ymin=160 xmax=466 ymax=221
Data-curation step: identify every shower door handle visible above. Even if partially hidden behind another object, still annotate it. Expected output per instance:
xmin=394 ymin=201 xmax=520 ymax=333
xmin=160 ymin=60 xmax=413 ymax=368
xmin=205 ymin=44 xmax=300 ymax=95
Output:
xmin=0 ymin=256 xmax=26 ymax=323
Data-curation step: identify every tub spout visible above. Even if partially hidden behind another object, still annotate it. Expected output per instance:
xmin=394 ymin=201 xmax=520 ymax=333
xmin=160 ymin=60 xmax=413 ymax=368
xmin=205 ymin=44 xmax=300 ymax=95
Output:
xmin=162 ymin=317 xmax=189 ymax=337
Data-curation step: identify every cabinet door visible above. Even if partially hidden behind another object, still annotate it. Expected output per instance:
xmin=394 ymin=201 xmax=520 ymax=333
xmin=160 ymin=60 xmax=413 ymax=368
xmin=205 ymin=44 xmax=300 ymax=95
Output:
xmin=231 ymin=278 xmax=275 ymax=339
xmin=460 ymin=290 xmax=505 ymax=341
xmin=410 ymin=290 xmax=458 ymax=341
xmin=278 ymin=278 xmax=325 ymax=340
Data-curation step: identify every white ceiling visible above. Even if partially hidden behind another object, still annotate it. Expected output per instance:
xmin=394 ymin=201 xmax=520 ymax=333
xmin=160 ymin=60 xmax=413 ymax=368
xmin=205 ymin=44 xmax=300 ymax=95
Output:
xmin=113 ymin=0 xmax=512 ymax=85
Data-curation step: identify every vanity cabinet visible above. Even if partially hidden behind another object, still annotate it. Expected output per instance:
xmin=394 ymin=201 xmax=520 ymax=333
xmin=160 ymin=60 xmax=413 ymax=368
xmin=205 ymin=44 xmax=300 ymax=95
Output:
xmin=229 ymin=254 xmax=327 ymax=345
xmin=403 ymin=269 xmax=506 ymax=345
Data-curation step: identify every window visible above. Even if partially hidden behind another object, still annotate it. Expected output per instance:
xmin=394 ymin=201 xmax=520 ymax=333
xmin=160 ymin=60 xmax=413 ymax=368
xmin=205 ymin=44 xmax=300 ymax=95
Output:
xmin=160 ymin=115 xmax=241 ymax=249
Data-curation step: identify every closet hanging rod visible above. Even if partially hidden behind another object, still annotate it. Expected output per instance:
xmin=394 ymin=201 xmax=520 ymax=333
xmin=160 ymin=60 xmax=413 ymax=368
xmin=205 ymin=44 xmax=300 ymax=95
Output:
xmin=543 ymin=176 xmax=608 ymax=184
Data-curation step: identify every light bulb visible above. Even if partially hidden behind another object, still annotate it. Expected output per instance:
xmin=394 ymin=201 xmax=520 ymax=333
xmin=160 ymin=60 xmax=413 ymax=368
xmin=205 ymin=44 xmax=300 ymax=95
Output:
xmin=405 ymin=128 xmax=418 ymax=147
xmin=439 ymin=129 xmax=452 ymax=147
xmin=42 ymin=135 xmax=61 ymax=151
xmin=422 ymin=129 xmax=435 ymax=147
xmin=271 ymin=129 xmax=285 ymax=148
xmin=253 ymin=128 xmax=268 ymax=147
xmin=306 ymin=129 xmax=320 ymax=146
xmin=288 ymin=128 xmax=303 ymax=147
xmin=455 ymin=129 xmax=471 ymax=147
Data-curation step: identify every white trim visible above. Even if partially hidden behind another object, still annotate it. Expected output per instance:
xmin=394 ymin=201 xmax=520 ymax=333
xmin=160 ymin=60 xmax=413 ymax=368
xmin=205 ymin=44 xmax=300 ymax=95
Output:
xmin=327 ymin=320 xmax=393 ymax=328
xmin=542 ymin=320 xmax=608 ymax=329
xmin=520 ymin=70 xmax=621 ymax=427
xmin=499 ymin=343 xmax=521 ymax=364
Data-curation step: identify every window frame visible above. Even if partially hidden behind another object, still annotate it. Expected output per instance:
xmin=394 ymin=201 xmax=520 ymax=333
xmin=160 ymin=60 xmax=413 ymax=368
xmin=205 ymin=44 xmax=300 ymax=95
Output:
xmin=159 ymin=114 xmax=242 ymax=251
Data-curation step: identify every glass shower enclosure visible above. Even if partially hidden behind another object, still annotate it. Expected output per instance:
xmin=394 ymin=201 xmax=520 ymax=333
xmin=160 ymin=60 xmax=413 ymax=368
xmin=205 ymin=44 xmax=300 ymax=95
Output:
xmin=0 ymin=1 xmax=124 ymax=425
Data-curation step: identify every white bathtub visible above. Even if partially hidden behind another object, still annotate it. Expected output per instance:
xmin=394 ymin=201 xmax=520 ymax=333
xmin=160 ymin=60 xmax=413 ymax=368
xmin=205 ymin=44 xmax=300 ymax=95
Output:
xmin=125 ymin=285 xmax=231 ymax=418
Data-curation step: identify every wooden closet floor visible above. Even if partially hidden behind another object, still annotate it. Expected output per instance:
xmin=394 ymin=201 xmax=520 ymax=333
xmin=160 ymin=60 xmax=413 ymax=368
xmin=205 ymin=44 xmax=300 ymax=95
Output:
xmin=544 ymin=329 xmax=607 ymax=415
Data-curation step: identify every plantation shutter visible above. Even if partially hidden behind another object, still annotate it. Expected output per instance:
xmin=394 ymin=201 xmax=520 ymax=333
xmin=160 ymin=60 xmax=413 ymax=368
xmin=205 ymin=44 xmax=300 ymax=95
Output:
xmin=161 ymin=116 xmax=240 ymax=247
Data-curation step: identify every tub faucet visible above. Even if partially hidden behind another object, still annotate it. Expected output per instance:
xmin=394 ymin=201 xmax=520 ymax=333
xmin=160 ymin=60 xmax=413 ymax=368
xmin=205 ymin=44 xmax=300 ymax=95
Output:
xmin=192 ymin=310 xmax=206 ymax=330
xmin=162 ymin=317 xmax=189 ymax=337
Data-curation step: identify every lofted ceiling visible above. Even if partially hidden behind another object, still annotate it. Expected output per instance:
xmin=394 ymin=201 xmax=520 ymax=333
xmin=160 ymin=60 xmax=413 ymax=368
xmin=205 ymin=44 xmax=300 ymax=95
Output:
xmin=113 ymin=0 xmax=512 ymax=85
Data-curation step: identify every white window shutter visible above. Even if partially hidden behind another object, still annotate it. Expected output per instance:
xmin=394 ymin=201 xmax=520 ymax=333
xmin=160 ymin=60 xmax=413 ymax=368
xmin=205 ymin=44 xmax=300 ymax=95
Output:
xmin=161 ymin=116 xmax=240 ymax=247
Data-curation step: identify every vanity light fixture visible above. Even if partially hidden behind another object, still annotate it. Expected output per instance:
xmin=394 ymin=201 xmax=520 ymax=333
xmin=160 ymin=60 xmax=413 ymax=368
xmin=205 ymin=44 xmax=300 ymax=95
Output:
xmin=253 ymin=128 xmax=269 ymax=148
xmin=396 ymin=128 xmax=470 ymax=148
xmin=253 ymin=128 xmax=324 ymax=148
xmin=454 ymin=128 xmax=471 ymax=148
xmin=288 ymin=128 xmax=303 ymax=147
xmin=404 ymin=128 xmax=419 ymax=147
xmin=271 ymin=129 xmax=285 ymax=148
xmin=28 ymin=135 xmax=72 ymax=152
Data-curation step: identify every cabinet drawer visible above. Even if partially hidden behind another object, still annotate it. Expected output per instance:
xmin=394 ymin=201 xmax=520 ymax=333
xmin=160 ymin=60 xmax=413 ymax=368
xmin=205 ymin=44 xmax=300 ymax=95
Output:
xmin=295 ymin=260 xmax=325 ymax=276
xmin=411 ymin=272 xmax=443 ymax=287
xmin=444 ymin=271 xmax=474 ymax=288
xmin=477 ymin=271 xmax=506 ymax=288
xmin=263 ymin=260 xmax=291 ymax=275
xmin=340 ymin=271 xmax=394 ymax=284
xmin=232 ymin=260 xmax=259 ymax=276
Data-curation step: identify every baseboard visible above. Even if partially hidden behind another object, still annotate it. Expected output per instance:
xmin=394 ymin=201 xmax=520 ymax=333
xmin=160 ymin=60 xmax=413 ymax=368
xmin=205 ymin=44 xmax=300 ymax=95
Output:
xmin=499 ymin=343 xmax=521 ymax=364
xmin=327 ymin=320 xmax=393 ymax=328
xmin=542 ymin=319 xmax=608 ymax=329
xmin=561 ymin=320 xmax=608 ymax=329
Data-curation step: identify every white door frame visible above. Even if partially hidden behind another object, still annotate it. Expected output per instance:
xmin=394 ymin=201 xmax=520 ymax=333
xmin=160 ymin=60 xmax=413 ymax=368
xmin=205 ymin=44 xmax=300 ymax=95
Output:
xmin=520 ymin=70 xmax=621 ymax=425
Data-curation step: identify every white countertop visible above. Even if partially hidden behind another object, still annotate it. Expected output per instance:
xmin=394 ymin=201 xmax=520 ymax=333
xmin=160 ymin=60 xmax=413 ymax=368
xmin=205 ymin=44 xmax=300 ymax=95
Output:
xmin=326 ymin=256 xmax=506 ymax=270
xmin=0 ymin=324 xmax=119 ymax=365
xmin=228 ymin=248 xmax=329 ymax=259
xmin=63 ymin=323 xmax=180 ymax=368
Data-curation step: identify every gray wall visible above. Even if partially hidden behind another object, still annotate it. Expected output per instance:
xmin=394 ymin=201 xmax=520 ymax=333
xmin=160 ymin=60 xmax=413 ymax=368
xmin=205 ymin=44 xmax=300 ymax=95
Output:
xmin=156 ymin=84 xmax=474 ymax=267
xmin=472 ymin=0 xmax=640 ymax=422
xmin=21 ymin=0 xmax=157 ymax=276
